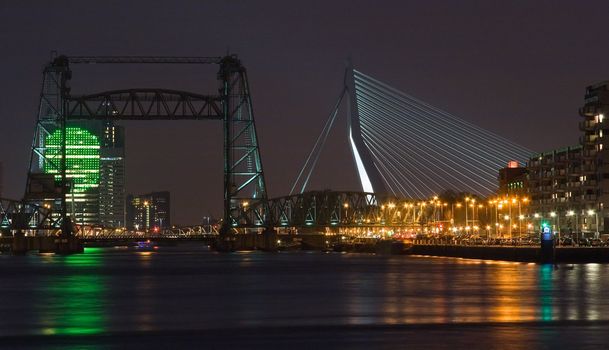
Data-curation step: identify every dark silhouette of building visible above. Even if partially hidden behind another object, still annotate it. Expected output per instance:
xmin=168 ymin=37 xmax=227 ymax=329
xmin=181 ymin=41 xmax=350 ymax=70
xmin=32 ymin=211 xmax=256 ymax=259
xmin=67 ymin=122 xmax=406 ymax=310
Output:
xmin=126 ymin=191 xmax=171 ymax=231
xmin=99 ymin=122 xmax=126 ymax=227
xmin=498 ymin=161 xmax=527 ymax=196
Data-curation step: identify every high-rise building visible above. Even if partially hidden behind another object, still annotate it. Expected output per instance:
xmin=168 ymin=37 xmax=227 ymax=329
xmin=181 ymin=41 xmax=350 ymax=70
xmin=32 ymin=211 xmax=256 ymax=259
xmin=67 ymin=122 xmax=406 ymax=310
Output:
xmin=44 ymin=125 xmax=101 ymax=225
xmin=126 ymin=191 xmax=171 ymax=231
xmin=99 ymin=123 xmax=126 ymax=227
xmin=578 ymin=81 xmax=609 ymax=233
xmin=526 ymin=81 xmax=609 ymax=235
xmin=42 ymin=121 xmax=126 ymax=227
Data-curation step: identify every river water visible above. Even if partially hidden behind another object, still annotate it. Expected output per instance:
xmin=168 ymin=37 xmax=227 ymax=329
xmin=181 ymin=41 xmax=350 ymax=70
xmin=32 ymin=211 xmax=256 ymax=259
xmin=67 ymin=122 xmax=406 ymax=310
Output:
xmin=0 ymin=244 xmax=608 ymax=349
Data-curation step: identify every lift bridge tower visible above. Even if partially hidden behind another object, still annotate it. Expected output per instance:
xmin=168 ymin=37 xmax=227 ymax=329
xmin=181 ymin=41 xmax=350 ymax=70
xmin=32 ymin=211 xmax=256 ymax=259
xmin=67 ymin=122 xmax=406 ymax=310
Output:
xmin=23 ymin=54 xmax=269 ymax=237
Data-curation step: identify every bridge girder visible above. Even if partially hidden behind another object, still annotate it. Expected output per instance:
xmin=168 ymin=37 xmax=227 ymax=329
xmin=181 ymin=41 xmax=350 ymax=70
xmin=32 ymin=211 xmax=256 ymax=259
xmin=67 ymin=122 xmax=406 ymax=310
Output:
xmin=66 ymin=89 xmax=223 ymax=120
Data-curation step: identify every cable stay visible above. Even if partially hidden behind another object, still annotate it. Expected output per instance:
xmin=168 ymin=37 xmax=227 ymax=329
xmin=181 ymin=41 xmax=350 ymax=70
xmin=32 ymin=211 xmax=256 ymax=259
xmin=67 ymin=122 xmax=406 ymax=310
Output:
xmin=351 ymin=69 xmax=533 ymax=198
xmin=293 ymin=65 xmax=533 ymax=200
xmin=290 ymin=88 xmax=346 ymax=194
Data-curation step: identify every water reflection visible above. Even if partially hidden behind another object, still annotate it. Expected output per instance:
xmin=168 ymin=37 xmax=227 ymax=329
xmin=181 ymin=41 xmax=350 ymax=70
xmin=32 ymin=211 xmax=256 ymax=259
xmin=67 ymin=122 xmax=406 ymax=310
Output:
xmin=3 ymin=247 xmax=609 ymax=347
xmin=38 ymin=248 xmax=107 ymax=336
xmin=345 ymin=256 xmax=609 ymax=326
xmin=538 ymin=264 xmax=554 ymax=321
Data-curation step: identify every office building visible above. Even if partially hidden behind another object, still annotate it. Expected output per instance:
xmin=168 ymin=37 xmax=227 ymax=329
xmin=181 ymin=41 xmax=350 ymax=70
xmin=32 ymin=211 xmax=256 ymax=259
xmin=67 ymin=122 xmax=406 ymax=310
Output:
xmin=44 ymin=125 xmax=101 ymax=225
xmin=42 ymin=121 xmax=125 ymax=227
xmin=126 ymin=191 xmax=171 ymax=231
xmin=99 ymin=123 xmax=126 ymax=227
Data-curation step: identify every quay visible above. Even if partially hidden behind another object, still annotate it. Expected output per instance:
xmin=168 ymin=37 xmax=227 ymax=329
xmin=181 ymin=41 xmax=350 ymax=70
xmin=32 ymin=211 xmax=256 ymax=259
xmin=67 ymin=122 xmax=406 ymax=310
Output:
xmin=3 ymin=232 xmax=609 ymax=264
xmin=409 ymin=243 xmax=609 ymax=263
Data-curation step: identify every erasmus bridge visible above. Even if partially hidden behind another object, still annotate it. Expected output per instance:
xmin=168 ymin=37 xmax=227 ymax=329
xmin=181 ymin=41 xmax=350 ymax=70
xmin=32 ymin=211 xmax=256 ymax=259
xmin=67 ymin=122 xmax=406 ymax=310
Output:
xmin=0 ymin=54 xmax=532 ymax=240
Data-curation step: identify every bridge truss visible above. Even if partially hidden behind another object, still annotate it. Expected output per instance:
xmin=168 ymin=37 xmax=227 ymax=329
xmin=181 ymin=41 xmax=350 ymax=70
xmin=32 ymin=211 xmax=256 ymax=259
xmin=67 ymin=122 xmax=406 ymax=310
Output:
xmin=0 ymin=198 xmax=59 ymax=235
xmin=22 ymin=54 xmax=268 ymax=236
xmin=265 ymin=190 xmax=445 ymax=232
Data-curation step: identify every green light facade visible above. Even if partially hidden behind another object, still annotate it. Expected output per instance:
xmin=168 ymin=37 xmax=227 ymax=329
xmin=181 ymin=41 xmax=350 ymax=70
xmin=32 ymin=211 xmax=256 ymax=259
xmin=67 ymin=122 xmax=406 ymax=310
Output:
xmin=44 ymin=127 xmax=101 ymax=192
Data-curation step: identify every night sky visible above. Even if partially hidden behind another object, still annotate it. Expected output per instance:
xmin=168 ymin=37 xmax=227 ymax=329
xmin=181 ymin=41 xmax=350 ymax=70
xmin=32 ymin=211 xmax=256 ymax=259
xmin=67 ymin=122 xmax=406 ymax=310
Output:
xmin=1 ymin=1 xmax=609 ymax=224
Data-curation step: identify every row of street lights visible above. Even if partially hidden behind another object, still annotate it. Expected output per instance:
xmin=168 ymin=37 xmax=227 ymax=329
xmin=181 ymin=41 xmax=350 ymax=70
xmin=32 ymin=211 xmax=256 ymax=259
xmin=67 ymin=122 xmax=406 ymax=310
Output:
xmin=340 ymin=194 xmax=602 ymax=239
xmin=534 ymin=209 xmax=599 ymax=239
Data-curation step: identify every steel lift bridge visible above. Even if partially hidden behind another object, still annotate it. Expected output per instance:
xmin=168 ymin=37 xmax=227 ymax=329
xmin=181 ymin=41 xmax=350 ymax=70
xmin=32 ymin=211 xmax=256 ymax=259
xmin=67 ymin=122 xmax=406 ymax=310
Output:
xmin=2 ymin=54 xmax=267 ymax=239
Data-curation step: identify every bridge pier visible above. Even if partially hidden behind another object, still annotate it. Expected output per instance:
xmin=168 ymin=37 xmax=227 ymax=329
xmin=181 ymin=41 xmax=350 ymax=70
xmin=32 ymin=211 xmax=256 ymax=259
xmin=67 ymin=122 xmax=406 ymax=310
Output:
xmin=8 ymin=235 xmax=83 ymax=255
xmin=213 ymin=229 xmax=278 ymax=252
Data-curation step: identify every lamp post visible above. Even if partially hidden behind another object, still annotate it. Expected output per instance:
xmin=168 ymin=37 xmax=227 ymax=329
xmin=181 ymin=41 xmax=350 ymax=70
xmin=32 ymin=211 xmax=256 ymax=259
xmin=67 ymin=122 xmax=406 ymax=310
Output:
xmin=588 ymin=209 xmax=599 ymax=239
xmin=464 ymin=197 xmax=470 ymax=229
xmin=518 ymin=214 xmax=524 ymax=240
xmin=550 ymin=211 xmax=558 ymax=244
xmin=507 ymin=202 xmax=512 ymax=240
xmin=410 ymin=203 xmax=415 ymax=229
xmin=567 ymin=210 xmax=578 ymax=244
xmin=493 ymin=200 xmax=499 ymax=238
xmin=477 ymin=203 xmax=483 ymax=231
xmin=451 ymin=202 xmax=455 ymax=228
xmin=470 ymin=198 xmax=476 ymax=226
xmin=456 ymin=203 xmax=462 ymax=233
xmin=517 ymin=198 xmax=522 ymax=239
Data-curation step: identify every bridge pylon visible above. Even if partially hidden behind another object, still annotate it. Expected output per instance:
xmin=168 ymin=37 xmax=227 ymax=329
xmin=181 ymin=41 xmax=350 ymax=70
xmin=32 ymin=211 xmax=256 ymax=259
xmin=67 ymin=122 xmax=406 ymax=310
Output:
xmin=218 ymin=56 xmax=270 ymax=242
xmin=24 ymin=55 xmax=72 ymax=236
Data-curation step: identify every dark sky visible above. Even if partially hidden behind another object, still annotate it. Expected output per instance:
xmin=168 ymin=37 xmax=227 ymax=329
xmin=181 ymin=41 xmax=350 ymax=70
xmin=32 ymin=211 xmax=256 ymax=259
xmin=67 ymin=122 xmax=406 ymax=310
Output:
xmin=1 ymin=1 xmax=609 ymax=224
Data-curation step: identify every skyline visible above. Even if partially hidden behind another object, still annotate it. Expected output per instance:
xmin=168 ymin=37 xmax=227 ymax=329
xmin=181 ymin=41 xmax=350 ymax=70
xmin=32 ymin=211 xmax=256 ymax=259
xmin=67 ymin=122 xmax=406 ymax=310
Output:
xmin=2 ymin=1 xmax=609 ymax=224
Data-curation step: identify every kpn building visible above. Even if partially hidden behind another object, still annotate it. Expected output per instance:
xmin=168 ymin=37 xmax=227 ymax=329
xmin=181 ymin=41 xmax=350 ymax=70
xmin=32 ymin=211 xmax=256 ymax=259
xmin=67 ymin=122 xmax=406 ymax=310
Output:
xmin=39 ymin=121 xmax=125 ymax=227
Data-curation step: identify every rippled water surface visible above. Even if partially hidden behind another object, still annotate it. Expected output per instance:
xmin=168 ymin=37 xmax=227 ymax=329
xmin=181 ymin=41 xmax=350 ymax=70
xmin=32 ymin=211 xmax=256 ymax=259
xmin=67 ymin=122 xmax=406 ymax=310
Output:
xmin=1 ymin=244 xmax=608 ymax=349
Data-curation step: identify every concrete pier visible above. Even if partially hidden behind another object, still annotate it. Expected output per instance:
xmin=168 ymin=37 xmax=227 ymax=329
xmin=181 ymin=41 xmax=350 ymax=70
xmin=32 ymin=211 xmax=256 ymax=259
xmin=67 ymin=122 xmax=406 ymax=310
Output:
xmin=2 ymin=236 xmax=84 ymax=255
xmin=212 ymin=231 xmax=278 ymax=252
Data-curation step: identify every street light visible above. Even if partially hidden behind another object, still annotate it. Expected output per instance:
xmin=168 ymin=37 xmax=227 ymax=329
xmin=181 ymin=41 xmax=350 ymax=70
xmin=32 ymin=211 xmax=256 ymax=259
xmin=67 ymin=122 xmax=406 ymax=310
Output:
xmin=518 ymin=214 xmax=524 ymax=239
xmin=567 ymin=210 xmax=579 ymax=244
xmin=550 ymin=211 xmax=560 ymax=242
xmin=343 ymin=203 xmax=349 ymax=223
xmin=453 ymin=203 xmax=461 ymax=230
xmin=464 ymin=197 xmax=470 ymax=227
xmin=588 ymin=209 xmax=599 ymax=239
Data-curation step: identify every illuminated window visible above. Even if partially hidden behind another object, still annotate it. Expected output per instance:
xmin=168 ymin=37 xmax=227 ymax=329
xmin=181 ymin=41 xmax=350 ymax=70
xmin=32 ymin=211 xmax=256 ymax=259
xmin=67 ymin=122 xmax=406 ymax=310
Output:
xmin=44 ymin=127 xmax=101 ymax=192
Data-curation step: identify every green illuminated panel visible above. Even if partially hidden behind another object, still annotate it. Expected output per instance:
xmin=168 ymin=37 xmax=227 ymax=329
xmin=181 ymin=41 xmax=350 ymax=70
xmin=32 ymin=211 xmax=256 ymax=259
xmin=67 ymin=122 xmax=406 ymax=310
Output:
xmin=44 ymin=127 xmax=100 ymax=192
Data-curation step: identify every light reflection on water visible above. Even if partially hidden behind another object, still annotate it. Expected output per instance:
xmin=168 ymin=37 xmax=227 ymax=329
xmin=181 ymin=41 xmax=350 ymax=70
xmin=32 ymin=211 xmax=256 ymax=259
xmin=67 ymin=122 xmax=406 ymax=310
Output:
xmin=38 ymin=249 xmax=107 ymax=336
xmin=1 ymin=245 xmax=609 ymax=342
